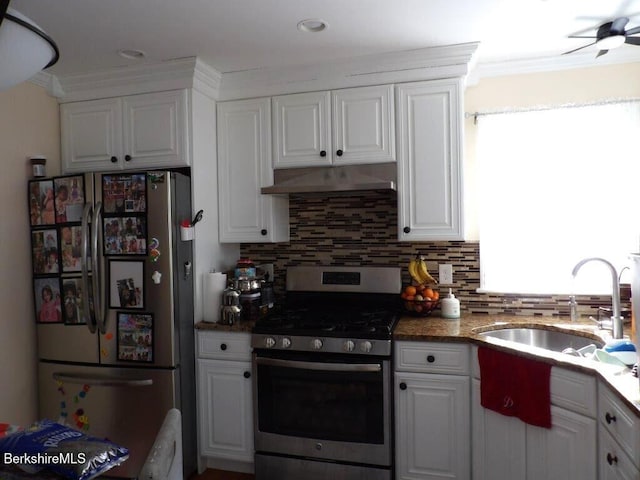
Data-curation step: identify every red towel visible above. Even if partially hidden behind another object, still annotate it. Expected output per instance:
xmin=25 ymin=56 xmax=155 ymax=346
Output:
xmin=478 ymin=346 xmax=552 ymax=429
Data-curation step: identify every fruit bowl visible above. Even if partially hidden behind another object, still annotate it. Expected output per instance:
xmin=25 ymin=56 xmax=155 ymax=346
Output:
xmin=401 ymin=285 xmax=440 ymax=317
xmin=403 ymin=298 xmax=440 ymax=317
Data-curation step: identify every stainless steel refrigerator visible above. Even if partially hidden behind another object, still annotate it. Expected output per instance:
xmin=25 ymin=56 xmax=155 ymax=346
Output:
xmin=31 ymin=170 xmax=196 ymax=479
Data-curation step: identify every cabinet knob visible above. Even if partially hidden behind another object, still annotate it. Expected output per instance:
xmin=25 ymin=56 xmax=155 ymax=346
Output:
xmin=320 ymin=150 xmax=327 ymax=157
xmin=261 ymin=229 xmax=268 ymax=236
xmin=399 ymin=382 xmax=407 ymax=390
xmin=605 ymin=412 xmax=616 ymax=424
xmin=220 ymin=343 xmax=227 ymax=351
xmin=336 ymin=149 xmax=343 ymax=157
xmin=403 ymin=226 xmax=411 ymax=234
xmin=606 ymin=453 xmax=618 ymax=466
xmin=110 ymin=156 xmax=118 ymax=163
xmin=243 ymin=371 xmax=251 ymax=379
xmin=426 ymin=355 xmax=435 ymax=363
xmin=124 ymin=154 xmax=132 ymax=162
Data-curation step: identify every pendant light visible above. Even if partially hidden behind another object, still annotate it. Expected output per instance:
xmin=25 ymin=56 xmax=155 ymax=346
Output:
xmin=0 ymin=0 xmax=59 ymax=92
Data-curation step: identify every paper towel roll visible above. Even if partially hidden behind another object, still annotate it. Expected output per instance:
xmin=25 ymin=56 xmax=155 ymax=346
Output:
xmin=203 ymin=272 xmax=227 ymax=322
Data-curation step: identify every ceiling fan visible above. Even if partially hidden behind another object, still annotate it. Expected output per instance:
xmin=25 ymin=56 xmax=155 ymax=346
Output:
xmin=564 ymin=17 xmax=640 ymax=57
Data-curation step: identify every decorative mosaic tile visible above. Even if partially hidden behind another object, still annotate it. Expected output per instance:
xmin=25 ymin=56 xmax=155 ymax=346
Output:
xmin=241 ymin=192 xmax=630 ymax=316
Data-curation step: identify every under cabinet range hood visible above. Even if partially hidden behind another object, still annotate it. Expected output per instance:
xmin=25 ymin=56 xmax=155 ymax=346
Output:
xmin=261 ymin=163 xmax=397 ymax=194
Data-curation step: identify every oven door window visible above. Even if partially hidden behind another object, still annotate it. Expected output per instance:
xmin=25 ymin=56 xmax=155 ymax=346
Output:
xmin=256 ymin=355 xmax=385 ymax=444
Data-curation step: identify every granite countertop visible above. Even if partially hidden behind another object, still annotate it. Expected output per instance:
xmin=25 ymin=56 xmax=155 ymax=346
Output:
xmin=194 ymin=314 xmax=640 ymax=414
xmin=395 ymin=313 xmax=640 ymax=415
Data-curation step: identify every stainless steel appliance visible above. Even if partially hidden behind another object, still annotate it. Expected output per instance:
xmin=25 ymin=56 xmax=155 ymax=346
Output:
xmin=251 ymin=266 xmax=401 ymax=480
xmin=32 ymin=171 xmax=196 ymax=478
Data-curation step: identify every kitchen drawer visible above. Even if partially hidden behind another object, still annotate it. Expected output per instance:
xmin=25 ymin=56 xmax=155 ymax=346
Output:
xmin=471 ymin=346 xmax=597 ymax=417
xmin=395 ymin=341 xmax=470 ymax=375
xmin=599 ymin=382 xmax=640 ymax=468
xmin=197 ymin=331 xmax=251 ymax=361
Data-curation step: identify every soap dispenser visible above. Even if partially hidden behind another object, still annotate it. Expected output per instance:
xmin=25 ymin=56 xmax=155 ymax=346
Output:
xmin=441 ymin=288 xmax=461 ymax=319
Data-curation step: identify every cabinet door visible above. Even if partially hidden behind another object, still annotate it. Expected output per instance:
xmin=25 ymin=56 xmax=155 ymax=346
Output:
xmin=526 ymin=405 xmax=596 ymax=480
xmin=272 ymin=91 xmax=332 ymax=168
xmin=331 ymin=85 xmax=395 ymax=165
xmin=395 ymin=371 xmax=470 ymax=480
xmin=61 ymin=98 xmax=123 ymax=173
xmin=217 ymin=98 xmax=289 ymax=243
xmin=471 ymin=379 xmax=526 ymax=480
xmin=599 ymin=428 xmax=639 ymax=480
xmin=122 ymin=90 xmax=189 ymax=168
xmin=197 ymin=358 xmax=254 ymax=462
xmin=396 ymin=79 xmax=464 ymax=241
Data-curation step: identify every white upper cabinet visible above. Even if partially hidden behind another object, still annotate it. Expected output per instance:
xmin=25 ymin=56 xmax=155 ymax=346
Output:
xmin=61 ymin=90 xmax=189 ymax=173
xmin=272 ymin=85 xmax=395 ymax=168
xmin=396 ymin=79 xmax=464 ymax=241
xmin=217 ymin=97 xmax=289 ymax=243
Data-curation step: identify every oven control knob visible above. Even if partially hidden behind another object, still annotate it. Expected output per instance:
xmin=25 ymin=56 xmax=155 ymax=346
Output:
xmin=281 ymin=337 xmax=292 ymax=349
xmin=343 ymin=340 xmax=355 ymax=352
xmin=311 ymin=338 xmax=323 ymax=350
xmin=264 ymin=337 xmax=276 ymax=348
xmin=360 ymin=341 xmax=373 ymax=353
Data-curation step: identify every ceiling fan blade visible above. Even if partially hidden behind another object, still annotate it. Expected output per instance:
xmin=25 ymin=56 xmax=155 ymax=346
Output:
xmin=625 ymin=25 xmax=640 ymax=35
xmin=568 ymin=35 xmax=597 ymax=39
xmin=0 ymin=0 xmax=10 ymax=28
xmin=562 ymin=42 xmax=597 ymax=55
xmin=596 ymin=49 xmax=609 ymax=58
xmin=625 ymin=36 xmax=640 ymax=45
xmin=611 ymin=17 xmax=630 ymax=33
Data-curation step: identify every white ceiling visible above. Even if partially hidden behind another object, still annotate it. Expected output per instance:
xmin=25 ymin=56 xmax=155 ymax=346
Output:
xmin=11 ymin=0 xmax=640 ymax=79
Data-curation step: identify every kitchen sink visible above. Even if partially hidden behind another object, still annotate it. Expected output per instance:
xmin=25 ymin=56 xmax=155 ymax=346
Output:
xmin=477 ymin=326 xmax=604 ymax=354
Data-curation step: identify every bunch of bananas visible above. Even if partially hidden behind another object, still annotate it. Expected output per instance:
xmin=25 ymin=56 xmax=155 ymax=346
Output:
xmin=408 ymin=254 xmax=438 ymax=285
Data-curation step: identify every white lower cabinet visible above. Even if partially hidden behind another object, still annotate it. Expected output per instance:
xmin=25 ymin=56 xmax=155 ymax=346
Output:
xmin=394 ymin=341 xmax=470 ymax=480
xmin=599 ymin=428 xmax=639 ymax=480
xmin=471 ymin=346 xmax=597 ymax=480
xmin=598 ymin=381 xmax=640 ymax=479
xmin=471 ymin=378 xmax=526 ymax=480
xmin=526 ymin=405 xmax=596 ymax=479
xmin=196 ymin=331 xmax=254 ymax=470
xmin=472 ymin=379 xmax=596 ymax=480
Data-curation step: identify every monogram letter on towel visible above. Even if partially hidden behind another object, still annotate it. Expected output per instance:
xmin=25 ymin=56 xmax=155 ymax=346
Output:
xmin=478 ymin=346 xmax=552 ymax=428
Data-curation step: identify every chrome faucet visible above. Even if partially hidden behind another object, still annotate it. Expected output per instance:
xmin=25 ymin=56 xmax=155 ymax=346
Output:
xmin=571 ymin=257 xmax=624 ymax=339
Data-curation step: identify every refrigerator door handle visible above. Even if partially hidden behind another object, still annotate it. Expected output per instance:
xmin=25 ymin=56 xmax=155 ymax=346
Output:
xmin=81 ymin=203 xmax=97 ymax=334
xmin=92 ymin=201 xmax=107 ymax=334
xmin=53 ymin=372 xmax=154 ymax=387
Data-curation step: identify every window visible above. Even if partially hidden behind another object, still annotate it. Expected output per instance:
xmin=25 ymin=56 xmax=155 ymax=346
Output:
xmin=476 ymin=101 xmax=640 ymax=295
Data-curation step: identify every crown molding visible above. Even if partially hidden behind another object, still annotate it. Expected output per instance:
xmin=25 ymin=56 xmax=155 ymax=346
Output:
xmin=29 ymin=71 xmax=64 ymax=98
xmin=467 ymin=48 xmax=640 ymax=85
xmin=217 ymin=42 xmax=480 ymax=100
xmin=54 ymin=57 xmax=222 ymax=102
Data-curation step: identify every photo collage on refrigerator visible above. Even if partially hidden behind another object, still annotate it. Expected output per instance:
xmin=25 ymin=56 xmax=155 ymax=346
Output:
xmin=101 ymin=173 xmax=154 ymax=363
xmin=29 ymin=175 xmax=92 ymax=325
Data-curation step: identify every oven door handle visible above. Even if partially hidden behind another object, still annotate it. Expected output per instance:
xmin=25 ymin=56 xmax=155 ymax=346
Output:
xmin=255 ymin=357 xmax=382 ymax=372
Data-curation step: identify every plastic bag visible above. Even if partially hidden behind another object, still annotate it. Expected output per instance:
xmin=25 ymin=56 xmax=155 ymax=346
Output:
xmin=0 ymin=420 xmax=129 ymax=480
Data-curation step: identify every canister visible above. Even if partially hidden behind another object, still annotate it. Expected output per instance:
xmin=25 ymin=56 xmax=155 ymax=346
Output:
xmin=235 ymin=258 xmax=256 ymax=278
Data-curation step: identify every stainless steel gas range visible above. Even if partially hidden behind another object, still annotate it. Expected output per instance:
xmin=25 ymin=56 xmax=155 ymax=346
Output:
xmin=251 ymin=266 xmax=401 ymax=480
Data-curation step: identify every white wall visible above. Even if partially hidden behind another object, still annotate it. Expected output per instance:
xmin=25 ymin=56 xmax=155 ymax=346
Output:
xmin=464 ymin=62 xmax=640 ymax=240
xmin=0 ymin=81 xmax=60 ymax=424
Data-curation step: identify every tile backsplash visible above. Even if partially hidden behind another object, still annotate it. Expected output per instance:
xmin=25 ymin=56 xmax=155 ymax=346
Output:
xmin=241 ymin=191 xmax=628 ymax=317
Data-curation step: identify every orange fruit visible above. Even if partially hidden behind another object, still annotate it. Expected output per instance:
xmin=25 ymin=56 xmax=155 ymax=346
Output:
xmin=423 ymin=287 xmax=434 ymax=299
xmin=431 ymin=290 xmax=440 ymax=301
xmin=404 ymin=285 xmax=417 ymax=296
